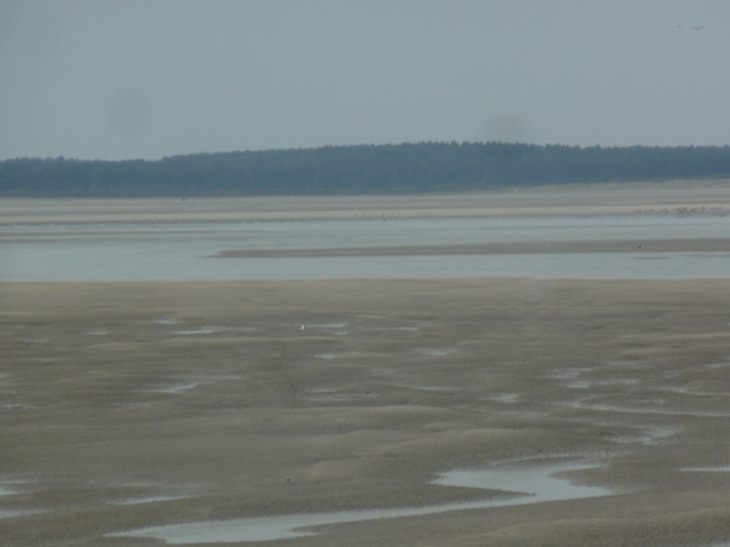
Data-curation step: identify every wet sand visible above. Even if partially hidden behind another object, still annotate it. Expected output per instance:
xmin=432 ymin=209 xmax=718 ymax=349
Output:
xmin=3 ymin=279 xmax=730 ymax=546
xmin=214 ymin=238 xmax=730 ymax=257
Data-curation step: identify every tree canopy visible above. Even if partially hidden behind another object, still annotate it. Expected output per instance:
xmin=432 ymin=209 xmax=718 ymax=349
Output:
xmin=2 ymin=142 xmax=730 ymax=197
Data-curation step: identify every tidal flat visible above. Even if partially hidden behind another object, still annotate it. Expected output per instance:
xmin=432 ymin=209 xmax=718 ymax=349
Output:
xmin=2 ymin=278 xmax=730 ymax=546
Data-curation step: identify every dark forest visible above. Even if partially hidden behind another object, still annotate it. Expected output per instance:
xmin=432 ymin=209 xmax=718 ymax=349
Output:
xmin=2 ymin=142 xmax=730 ymax=197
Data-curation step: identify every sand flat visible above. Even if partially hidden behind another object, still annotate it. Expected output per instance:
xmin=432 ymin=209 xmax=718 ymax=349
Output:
xmin=213 ymin=238 xmax=730 ymax=257
xmin=2 ymin=180 xmax=730 ymax=224
xmin=2 ymin=279 xmax=730 ymax=545
xmin=2 ymin=183 xmax=730 ymax=544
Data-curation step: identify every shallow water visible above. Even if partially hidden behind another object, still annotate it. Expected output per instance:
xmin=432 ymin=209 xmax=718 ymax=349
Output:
xmin=486 ymin=393 xmax=521 ymax=403
xmin=112 ymin=461 xmax=610 ymax=544
xmin=0 ymin=509 xmax=39 ymax=519
xmin=171 ymin=328 xmax=220 ymax=335
xmin=563 ymin=400 xmax=730 ymax=418
xmin=117 ymin=495 xmax=189 ymax=506
xmin=2 ymin=215 xmax=730 ymax=281
xmin=151 ymin=383 xmax=198 ymax=394
xmin=432 ymin=462 xmax=609 ymax=499
xmin=414 ymin=348 xmax=457 ymax=356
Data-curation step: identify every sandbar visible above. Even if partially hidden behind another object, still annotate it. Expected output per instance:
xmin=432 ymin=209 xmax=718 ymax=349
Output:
xmin=2 ymin=180 xmax=730 ymax=224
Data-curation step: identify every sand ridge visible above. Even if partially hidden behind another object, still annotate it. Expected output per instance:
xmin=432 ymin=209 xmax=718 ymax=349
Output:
xmin=213 ymin=238 xmax=730 ymax=257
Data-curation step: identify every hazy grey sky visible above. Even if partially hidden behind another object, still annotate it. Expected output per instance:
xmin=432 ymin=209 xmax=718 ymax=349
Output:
xmin=1 ymin=1 xmax=729 ymax=160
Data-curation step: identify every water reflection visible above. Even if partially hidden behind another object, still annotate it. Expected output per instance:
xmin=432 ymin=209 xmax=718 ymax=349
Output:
xmin=3 ymin=249 xmax=730 ymax=282
xmin=113 ymin=461 xmax=611 ymax=544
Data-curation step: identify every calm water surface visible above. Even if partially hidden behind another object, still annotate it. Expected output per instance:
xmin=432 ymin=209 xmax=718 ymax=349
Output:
xmin=1 ymin=215 xmax=728 ymax=281
xmin=113 ymin=462 xmax=610 ymax=544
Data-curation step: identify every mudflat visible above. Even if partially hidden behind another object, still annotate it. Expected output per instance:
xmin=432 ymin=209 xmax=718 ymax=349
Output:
xmin=2 ymin=279 xmax=730 ymax=546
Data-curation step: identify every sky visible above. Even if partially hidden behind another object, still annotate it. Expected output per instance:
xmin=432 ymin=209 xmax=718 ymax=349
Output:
xmin=1 ymin=0 xmax=730 ymax=161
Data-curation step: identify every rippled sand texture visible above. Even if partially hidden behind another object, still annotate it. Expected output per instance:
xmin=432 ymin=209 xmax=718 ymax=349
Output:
xmin=3 ymin=279 xmax=730 ymax=546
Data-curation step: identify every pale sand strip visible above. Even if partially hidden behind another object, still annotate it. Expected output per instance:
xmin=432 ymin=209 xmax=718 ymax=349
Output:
xmin=2 ymin=180 xmax=730 ymax=224
xmin=1 ymin=204 xmax=727 ymax=224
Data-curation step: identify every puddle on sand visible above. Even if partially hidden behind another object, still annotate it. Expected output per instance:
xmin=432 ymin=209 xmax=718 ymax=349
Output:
xmin=680 ymin=466 xmax=730 ymax=472
xmin=390 ymin=383 xmax=457 ymax=393
xmin=111 ymin=461 xmax=611 ymax=544
xmin=153 ymin=383 xmax=198 ymax=394
xmin=365 ymin=326 xmax=420 ymax=332
xmin=414 ymin=348 xmax=457 ymax=357
xmin=3 ymin=403 xmax=37 ymax=411
xmin=172 ymin=328 xmax=220 ymax=335
xmin=548 ymin=368 xmax=592 ymax=380
xmin=611 ymin=426 xmax=677 ymax=446
xmin=303 ymin=391 xmax=372 ymax=403
xmin=565 ymin=381 xmax=592 ymax=389
xmin=563 ymin=400 xmax=730 ymax=418
xmin=0 ymin=509 xmax=40 ymax=519
xmin=655 ymin=386 xmax=730 ymax=397
xmin=485 ymin=393 xmax=520 ymax=403
xmin=432 ymin=462 xmax=609 ymax=501
xmin=302 ymin=322 xmax=348 ymax=329
xmin=117 ymin=495 xmax=189 ymax=506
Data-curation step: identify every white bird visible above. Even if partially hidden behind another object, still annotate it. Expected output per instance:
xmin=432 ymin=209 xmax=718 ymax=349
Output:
xmin=299 ymin=325 xmax=305 ymax=331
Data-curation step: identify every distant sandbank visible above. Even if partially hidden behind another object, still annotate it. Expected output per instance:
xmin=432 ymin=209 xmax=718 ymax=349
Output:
xmin=1 ymin=180 xmax=730 ymax=224
xmin=213 ymin=238 xmax=730 ymax=258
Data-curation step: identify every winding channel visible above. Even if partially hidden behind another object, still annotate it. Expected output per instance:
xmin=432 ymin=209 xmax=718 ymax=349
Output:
xmin=112 ymin=461 xmax=612 ymax=544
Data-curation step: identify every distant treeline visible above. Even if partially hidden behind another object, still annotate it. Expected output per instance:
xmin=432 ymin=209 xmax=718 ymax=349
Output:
xmin=2 ymin=142 xmax=730 ymax=197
